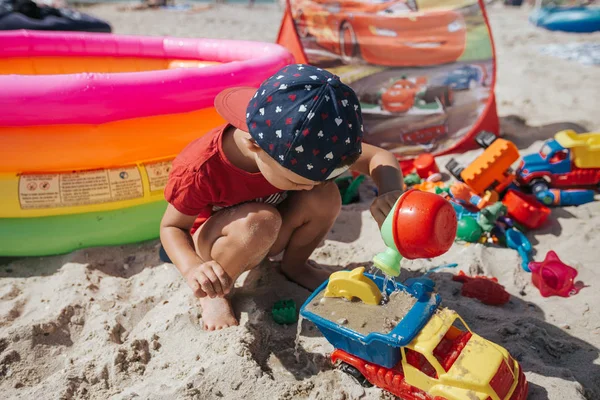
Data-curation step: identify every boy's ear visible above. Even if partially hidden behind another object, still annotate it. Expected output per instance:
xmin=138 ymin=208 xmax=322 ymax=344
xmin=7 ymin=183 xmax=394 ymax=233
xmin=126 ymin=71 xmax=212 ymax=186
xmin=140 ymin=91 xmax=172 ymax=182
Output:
xmin=243 ymin=136 xmax=262 ymax=154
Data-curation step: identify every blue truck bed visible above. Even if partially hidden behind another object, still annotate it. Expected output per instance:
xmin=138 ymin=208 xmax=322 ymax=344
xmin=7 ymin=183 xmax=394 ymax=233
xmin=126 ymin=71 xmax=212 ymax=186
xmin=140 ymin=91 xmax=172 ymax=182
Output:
xmin=300 ymin=272 xmax=441 ymax=369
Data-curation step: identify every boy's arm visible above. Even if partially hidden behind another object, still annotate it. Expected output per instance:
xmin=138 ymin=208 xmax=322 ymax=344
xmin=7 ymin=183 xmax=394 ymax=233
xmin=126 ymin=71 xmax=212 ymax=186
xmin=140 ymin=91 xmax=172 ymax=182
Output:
xmin=160 ymin=204 xmax=203 ymax=277
xmin=351 ymin=143 xmax=404 ymax=226
xmin=352 ymin=143 xmax=404 ymax=193
xmin=160 ymin=205 xmax=231 ymax=298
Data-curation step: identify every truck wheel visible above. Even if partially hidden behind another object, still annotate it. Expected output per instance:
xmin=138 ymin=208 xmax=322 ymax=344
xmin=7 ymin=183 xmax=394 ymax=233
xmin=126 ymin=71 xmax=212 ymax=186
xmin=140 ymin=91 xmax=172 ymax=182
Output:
xmin=445 ymin=158 xmax=464 ymax=181
xmin=474 ymin=131 xmax=497 ymax=148
xmin=531 ymin=179 xmax=549 ymax=194
xmin=337 ymin=362 xmax=373 ymax=388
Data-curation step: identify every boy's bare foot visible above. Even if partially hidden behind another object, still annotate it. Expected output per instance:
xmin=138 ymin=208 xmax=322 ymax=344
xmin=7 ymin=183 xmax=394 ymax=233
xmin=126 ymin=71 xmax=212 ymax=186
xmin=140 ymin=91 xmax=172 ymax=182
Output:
xmin=282 ymin=261 xmax=331 ymax=291
xmin=199 ymin=296 xmax=238 ymax=330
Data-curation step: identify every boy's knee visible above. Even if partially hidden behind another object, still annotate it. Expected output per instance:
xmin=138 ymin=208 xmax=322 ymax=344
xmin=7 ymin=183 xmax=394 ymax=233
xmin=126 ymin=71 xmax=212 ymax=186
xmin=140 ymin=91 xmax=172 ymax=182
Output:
xmin=237 ymin=203 xmax=282 ymax=243
xmin=305 ymin=182 xmax=341 ymax=219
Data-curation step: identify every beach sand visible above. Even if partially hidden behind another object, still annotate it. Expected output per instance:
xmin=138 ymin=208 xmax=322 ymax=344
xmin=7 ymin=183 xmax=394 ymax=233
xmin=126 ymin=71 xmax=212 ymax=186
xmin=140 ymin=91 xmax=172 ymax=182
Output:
xmin=1 ymin=2 xmax=599 ymax=399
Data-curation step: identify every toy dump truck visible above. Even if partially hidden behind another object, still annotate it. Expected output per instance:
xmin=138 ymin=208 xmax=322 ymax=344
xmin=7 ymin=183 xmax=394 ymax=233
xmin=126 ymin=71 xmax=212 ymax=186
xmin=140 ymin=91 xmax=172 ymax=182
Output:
xmin=445 ymin=131 xmax=521 ymax=207
xmin=517 ymin=130 xmax=600 ymax=193
xmin=300 ymin=271 xmax=528 ymax=400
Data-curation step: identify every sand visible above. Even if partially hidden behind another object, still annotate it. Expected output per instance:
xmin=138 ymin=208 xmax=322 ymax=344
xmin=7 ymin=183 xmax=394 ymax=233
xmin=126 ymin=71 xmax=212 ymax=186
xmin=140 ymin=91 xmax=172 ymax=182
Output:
xmin=306 ymin=290 xmax=417 ymax=335
xmin=1 ymin=2 xmax=600 ymax=399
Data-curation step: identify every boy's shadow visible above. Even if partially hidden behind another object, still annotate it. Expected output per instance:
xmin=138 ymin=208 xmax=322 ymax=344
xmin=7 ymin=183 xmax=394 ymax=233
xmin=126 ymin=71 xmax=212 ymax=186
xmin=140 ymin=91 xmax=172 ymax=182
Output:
xmin=243 ymin=319 xmax=332 ymax=381
xmin=325 ymin=179 xmax=377 ymax=245
xmin=230 ymin=263 xmax=333 ymax=381
xmin=238 ymin=264 xmax=600 ymax=399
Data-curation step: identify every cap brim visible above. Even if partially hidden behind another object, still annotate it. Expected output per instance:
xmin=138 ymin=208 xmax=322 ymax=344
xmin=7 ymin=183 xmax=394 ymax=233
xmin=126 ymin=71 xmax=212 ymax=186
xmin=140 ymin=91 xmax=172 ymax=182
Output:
xmin=214 ymin=87 xmax=256 ymax=132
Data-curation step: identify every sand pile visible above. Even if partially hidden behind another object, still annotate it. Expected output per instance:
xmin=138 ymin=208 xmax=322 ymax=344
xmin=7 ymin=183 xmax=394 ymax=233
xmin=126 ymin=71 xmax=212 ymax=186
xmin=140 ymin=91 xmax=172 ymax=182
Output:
xmin=306 ymin=290 xmax=417 ymax=335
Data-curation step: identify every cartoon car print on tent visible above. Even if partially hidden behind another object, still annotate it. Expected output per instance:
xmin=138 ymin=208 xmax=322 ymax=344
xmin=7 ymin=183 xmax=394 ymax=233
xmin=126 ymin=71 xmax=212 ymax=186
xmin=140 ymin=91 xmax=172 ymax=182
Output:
xmin=435 ymin=64 xmax=487 ymax=91
xmin=366 ymin=112 xmax=450 ymax=147
xmin=379 ymin=76 xmax=454 ymax=114
xmin=291 ymin=0 xmax=467 ymax=67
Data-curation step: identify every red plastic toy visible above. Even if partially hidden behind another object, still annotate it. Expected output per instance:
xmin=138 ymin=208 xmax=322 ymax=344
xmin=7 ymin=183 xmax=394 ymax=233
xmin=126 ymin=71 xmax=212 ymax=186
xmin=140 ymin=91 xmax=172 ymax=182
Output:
xmin=502 ymin=189 xmax=551 ymax=230
xmin=452 ymin=271 xmax=510 ymax=306
xmin=413 ymin=153 xmax=440 ymax=180
xmin=392 ymin=190 xmax=457 ymax=260
xmin=372 ymin=189 xmax=457 ymax=277
xmin=529 ymin=251 xmax=580 ymax=298
xmin=332 ymin=350 xmax=435 ymax=399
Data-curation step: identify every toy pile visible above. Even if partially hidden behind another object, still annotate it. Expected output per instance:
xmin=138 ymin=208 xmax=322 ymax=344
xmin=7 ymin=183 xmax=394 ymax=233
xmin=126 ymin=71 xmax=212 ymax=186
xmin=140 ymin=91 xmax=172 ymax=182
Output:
xmin=403 ymin=130 xmax=597 ymax=298
xmin=284 ymin=131 xmax=597 ymax=399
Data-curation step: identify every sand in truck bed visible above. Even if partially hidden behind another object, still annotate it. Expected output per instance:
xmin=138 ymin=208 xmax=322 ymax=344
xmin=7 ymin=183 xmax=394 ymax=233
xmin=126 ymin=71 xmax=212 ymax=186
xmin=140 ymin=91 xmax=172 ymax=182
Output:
xmin=305 ymin=290 xmax=417 ymax=336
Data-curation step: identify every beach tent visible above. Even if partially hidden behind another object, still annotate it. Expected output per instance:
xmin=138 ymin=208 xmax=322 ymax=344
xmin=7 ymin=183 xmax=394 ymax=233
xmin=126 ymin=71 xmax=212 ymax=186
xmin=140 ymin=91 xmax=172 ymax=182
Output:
xmin=277 ymin=0 xmax=499 ymax=166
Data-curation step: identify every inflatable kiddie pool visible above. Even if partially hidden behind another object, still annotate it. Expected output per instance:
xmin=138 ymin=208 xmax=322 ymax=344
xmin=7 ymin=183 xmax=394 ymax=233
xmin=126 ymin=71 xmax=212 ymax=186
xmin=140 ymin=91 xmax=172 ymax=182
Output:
xmin=0 ymin=30 xmax=293 ymax=257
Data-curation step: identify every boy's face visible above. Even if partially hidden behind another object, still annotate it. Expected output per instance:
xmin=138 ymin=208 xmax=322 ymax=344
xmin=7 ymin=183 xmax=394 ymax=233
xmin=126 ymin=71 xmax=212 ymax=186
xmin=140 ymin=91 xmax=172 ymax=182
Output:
xmin=244 ymin=135 xmax=319 ymax=191
xmin=255 ymin=147 xmax=319 ymax=191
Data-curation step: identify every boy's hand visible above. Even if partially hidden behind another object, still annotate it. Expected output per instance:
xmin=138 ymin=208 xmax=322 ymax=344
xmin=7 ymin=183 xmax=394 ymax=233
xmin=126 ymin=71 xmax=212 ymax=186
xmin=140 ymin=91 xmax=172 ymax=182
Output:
xmin=185 ymin=261 xmax=232 ymax=298
xmin=370 ymin=189 xmax=404 ymax=227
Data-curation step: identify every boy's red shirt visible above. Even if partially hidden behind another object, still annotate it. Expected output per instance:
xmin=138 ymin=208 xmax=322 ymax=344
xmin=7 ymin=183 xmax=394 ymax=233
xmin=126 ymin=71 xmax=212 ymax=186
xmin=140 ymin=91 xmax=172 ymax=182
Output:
xmin=164 ymin=124 xmax=284 ymax=232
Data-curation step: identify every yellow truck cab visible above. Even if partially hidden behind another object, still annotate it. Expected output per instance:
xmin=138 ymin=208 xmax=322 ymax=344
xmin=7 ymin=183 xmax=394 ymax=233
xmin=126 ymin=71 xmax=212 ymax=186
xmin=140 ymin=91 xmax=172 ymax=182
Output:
xmin=402 ymin=309 xmax=527 ymax=400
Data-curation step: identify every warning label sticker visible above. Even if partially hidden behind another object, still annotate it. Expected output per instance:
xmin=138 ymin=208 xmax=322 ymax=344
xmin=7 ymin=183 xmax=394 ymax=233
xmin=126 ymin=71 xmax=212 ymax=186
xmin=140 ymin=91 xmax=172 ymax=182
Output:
xmin=19 ymin=174 xmax=61 ymax=209
xmin=19 ymin=166 xmax=143 ymax=209
xmin=144 ymin=160 xmax=172 ymax=193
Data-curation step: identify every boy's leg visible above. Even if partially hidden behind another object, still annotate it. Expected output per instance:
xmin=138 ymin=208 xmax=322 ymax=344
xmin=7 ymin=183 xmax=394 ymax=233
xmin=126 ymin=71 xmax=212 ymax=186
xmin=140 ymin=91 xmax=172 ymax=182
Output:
xmin=269 ymin=181 xmax=342 ymax=290
xmin=193 ymin=203 xmax=282 ymax=330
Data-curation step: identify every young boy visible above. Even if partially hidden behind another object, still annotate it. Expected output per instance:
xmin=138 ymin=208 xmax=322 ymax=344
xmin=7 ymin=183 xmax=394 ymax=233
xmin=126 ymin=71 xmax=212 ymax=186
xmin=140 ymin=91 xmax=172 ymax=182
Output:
xmin=160 ymin=64 xmax=404 ymax=330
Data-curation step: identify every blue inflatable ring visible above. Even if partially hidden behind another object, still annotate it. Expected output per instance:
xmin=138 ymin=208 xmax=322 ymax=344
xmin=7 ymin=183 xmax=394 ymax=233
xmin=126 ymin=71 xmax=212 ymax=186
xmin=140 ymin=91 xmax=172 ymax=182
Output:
xmin=529 ymin=6 xmax=600 ymax=33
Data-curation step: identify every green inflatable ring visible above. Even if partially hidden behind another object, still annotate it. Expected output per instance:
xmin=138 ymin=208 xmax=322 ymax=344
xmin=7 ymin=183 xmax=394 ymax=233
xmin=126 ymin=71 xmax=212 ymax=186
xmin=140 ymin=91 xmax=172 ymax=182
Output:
xmin=0 ymin=201 xmax=167 ymax=257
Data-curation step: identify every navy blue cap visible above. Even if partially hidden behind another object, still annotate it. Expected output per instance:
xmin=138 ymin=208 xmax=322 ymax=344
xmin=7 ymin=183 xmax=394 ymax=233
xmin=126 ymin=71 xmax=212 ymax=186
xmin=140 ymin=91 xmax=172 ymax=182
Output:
xmin=244 ymin=64 xmax=363 ymax=181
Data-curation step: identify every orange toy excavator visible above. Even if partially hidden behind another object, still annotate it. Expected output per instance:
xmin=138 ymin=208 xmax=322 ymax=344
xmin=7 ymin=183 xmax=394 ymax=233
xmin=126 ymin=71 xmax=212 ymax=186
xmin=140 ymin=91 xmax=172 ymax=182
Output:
xmin=446 ymin=131 xmax=520 ymax=209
